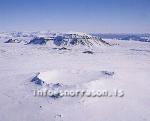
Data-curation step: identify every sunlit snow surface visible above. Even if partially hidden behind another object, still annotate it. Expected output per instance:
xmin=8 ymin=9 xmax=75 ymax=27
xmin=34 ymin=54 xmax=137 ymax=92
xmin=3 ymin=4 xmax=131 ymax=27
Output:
xmin=0 ymin=38 xmax=150 ymax=121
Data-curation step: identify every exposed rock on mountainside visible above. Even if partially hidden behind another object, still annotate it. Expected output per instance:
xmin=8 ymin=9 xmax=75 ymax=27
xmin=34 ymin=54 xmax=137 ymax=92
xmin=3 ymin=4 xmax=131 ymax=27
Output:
xmin=5 ymin=39 xmax=21 ymax=43
xmin=27 ymin=37 xmax=47 ymax=45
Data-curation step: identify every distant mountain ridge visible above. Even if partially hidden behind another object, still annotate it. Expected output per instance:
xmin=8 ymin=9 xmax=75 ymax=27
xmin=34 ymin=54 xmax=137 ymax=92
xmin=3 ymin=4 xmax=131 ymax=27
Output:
xmin=92 ymin=33 xmax=150 ymax=42
xmin=1 ymin=31 xmax=150 ymax=46
xmin=4 ymin=31 xmax=111 ymax=47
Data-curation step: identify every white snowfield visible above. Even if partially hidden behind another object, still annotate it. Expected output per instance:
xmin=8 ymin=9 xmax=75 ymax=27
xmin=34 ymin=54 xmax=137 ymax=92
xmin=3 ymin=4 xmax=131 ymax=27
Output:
xmin=0 ymin=33 xmax=150 ymax=121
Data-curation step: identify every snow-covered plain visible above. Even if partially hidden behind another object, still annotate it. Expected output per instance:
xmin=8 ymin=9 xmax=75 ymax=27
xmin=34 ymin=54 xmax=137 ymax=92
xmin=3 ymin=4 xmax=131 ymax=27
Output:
xmin=0 ymin=33 xmax=150 ymax=121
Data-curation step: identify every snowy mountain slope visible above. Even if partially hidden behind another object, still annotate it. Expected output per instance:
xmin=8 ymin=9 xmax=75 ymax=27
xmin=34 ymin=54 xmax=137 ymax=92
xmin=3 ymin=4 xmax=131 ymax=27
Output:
xmin=53 ymin=32 xmax=110 ymax=47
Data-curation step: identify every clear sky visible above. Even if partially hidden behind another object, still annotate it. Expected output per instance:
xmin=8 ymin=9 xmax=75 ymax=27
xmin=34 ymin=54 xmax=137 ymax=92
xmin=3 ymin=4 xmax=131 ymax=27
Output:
xmin=0 ymin=0 xmax=150 ymax=33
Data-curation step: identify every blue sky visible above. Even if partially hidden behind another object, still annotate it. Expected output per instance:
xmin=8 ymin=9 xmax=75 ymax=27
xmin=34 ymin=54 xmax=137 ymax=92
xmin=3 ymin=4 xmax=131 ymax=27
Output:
xmin=0 ymin=0 xmax=150 ymax=33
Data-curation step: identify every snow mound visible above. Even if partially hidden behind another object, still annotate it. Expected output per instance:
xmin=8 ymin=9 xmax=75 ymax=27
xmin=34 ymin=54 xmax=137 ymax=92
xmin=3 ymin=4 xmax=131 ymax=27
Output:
xmin=31 ymin=70 xmax=115 ymax=98
xmin=31 ymin=70 xmax=114 ymax=86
